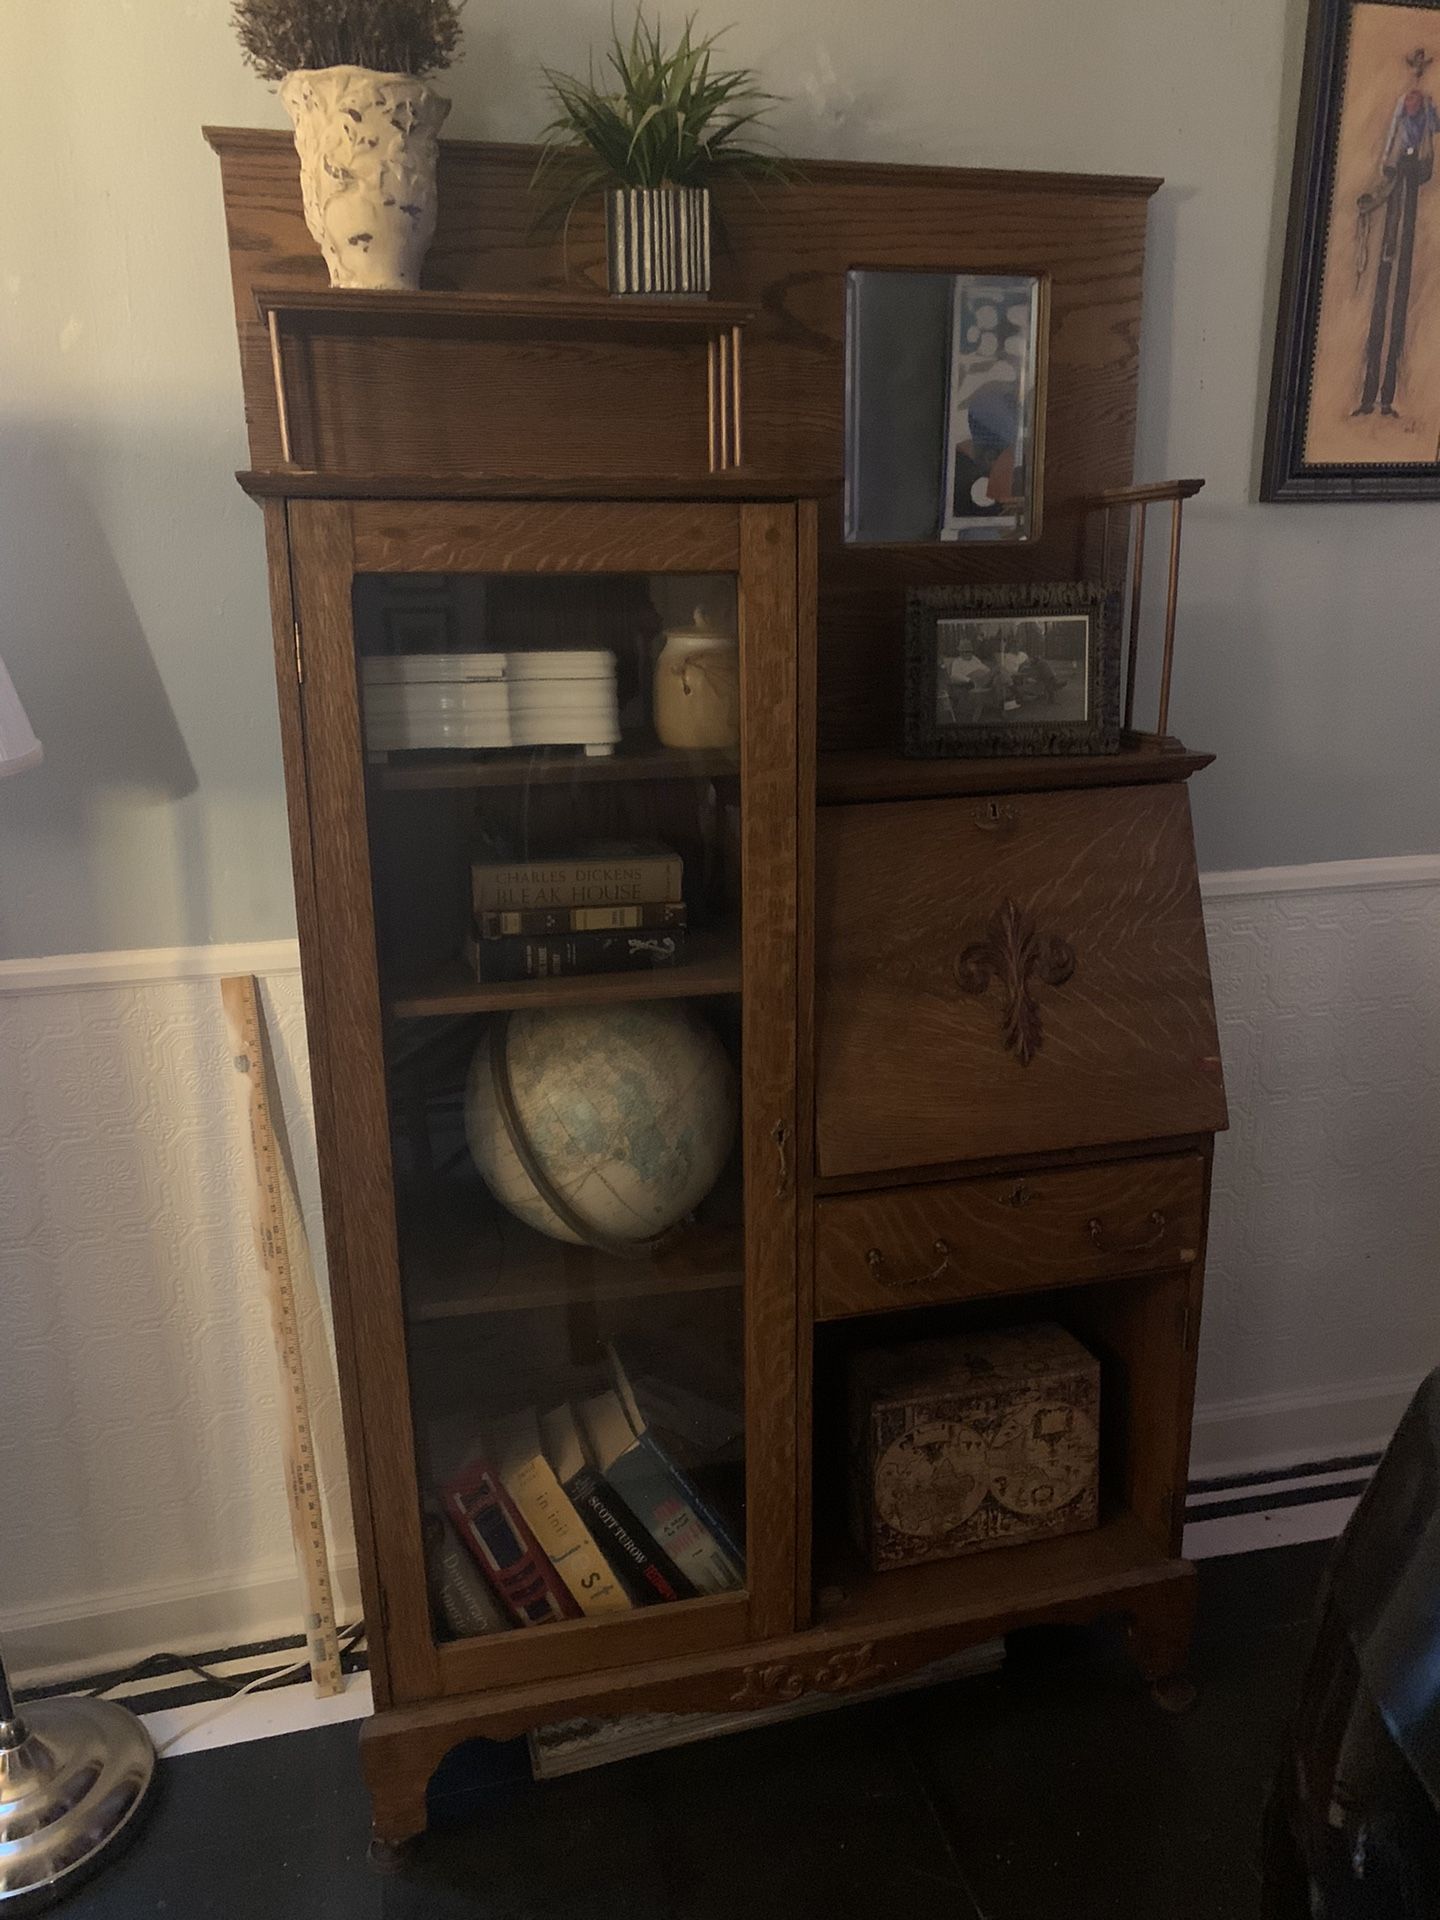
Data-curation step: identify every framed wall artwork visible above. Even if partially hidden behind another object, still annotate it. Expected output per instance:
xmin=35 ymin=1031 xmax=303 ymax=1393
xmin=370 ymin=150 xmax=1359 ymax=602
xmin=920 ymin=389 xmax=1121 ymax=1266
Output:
xmin=902 ymin=583 xmax=1121 ymax=759
xmin=844 ymin=270 xmax=1048 ymax=542
xmin=1264 ymin=0 xmax=1440 ymax=499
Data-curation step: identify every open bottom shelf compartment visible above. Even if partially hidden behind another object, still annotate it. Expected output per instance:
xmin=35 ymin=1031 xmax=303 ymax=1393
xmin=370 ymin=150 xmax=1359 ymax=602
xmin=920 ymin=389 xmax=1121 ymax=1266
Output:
xmin=813 ymin=1506 xmax=1177 ymax=1640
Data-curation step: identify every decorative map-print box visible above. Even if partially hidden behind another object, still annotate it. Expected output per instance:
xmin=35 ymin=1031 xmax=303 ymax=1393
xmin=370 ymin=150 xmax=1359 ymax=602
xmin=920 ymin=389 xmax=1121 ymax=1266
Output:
xmin=848 ymin=1323 xmax=1100 ymax=1571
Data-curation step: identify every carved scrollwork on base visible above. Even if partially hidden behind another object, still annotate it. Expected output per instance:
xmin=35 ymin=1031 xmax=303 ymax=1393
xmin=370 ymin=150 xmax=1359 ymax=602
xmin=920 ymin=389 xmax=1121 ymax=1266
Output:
xmin=957 ymin=898 xmax=1077 ymax=1065
xmin=728 ymin=1642 xmax=892 ymax=1711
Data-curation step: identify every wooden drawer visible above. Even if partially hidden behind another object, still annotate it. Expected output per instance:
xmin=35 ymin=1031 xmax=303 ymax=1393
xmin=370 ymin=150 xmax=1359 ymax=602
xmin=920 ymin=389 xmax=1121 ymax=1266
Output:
xmin=815 ymin=786 xmax=1227 ymax=1177
xmin=814 ymin=1154 xmax=1206 ymax=1320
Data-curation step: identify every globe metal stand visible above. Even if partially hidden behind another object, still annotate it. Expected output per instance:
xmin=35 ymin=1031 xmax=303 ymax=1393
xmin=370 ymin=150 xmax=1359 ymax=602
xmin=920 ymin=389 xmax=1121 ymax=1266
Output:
xmin=0 ymin=1642 xmax=156 ymax=1911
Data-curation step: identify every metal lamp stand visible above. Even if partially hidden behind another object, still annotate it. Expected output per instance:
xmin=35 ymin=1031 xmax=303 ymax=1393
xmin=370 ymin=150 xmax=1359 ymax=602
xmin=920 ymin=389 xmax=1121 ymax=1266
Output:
xmin=0 ymin=1641 xmax=156 ymax=1910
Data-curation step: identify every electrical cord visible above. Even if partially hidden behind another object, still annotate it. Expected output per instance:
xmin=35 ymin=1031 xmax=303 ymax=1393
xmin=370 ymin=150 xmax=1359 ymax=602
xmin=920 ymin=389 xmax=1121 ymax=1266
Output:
xmin=57 ymin=1619 xmax=368 ymax=1739
xmin=148 ymin=1621 xmax=367 ymax=1757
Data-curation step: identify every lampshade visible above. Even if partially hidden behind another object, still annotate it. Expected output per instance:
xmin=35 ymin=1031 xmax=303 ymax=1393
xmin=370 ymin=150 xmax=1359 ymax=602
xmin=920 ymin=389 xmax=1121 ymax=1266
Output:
xmin=0 ymin=653 xmax=41 ymax=777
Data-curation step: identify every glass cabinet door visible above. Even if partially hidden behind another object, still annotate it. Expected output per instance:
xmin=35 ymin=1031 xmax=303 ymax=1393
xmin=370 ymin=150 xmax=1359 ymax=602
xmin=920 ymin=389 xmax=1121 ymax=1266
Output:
xmin=288 ymin=501 xmax=800 ymax=1700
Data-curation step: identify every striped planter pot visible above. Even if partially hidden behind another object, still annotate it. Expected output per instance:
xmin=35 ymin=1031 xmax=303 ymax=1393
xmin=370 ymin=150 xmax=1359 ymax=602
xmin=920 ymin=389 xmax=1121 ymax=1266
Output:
xmin=605 ymin=187 xmax=712 ymax=297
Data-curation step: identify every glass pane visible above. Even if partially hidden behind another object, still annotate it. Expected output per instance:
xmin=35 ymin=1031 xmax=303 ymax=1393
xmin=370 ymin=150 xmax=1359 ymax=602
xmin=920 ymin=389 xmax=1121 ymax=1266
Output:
xmin=845 ymin=269 xmax=1044 ymax=544
xmin=353 ymin=568 xmax=748 ymax=1642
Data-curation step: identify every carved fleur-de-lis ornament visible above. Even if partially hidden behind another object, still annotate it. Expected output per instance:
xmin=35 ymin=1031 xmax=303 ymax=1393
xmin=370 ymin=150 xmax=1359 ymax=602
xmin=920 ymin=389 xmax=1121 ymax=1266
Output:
xmin=956 ymin=898 xmax=1077 ymax=1065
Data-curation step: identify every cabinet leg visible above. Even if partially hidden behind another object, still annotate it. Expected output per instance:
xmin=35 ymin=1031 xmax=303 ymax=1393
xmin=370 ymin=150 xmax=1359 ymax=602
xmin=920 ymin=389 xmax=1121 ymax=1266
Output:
xmin=1126 ymin=1573 xmax=1198 ymax=1711
xmin=367 ymin=1835 xmax=412 ymax=1876
xmin=360 ymin=1718 xmax=437 ymax=1853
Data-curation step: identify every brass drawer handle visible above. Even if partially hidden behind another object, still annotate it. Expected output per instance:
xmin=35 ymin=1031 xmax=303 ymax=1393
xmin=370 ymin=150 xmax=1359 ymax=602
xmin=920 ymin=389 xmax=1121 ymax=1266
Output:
xmin=973 ymin=800 xmax=1017 ymax=832
xmin=1087 ymin=1210 xmax=1167 ymax=1254
xmin=866 ymin=1239 xmax=952 ymax=1289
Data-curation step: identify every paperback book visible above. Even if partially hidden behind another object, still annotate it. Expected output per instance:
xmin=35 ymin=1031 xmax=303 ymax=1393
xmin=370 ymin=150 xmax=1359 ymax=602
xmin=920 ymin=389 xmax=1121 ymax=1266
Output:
xmin=540 ymin=1405 xmax=697 ymax=1606
xmin=443 ymin=1455 xmax=578 ymax=1627
xmin=490 ymin=1411 xmax=632 ymax=1617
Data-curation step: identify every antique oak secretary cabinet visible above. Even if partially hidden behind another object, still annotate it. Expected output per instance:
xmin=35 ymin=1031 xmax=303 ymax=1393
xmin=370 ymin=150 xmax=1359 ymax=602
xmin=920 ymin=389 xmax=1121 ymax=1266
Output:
xmin=207 ymin=130 xmax=1227 ymax=1849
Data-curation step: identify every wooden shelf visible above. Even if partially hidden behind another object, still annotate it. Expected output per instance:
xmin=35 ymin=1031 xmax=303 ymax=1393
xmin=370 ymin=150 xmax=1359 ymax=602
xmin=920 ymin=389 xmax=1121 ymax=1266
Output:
xmin=254 ymin=285 xmax=755 ymax=339
xmin=251 ymin=284 xmax=753 ymax=476
xmin=238 ymin=469 xmax=831 ymax=501
xmin=377 ymin=746 xmax=739 ymax=792
xmin=390 ymin=928 xmax=742 ymax=1018
xmin=817 ymin=735 xmax=1214 ymax=805
xmin=814 ymin=1508 xmax=1176 ymax=1640
xmin=404 ymin=1193 xmax=744 ymax=1322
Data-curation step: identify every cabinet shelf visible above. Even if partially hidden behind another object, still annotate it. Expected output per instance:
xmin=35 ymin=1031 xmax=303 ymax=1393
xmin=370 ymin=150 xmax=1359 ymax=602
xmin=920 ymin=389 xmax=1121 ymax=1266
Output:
xmin=402 ymin=1185 xmax=744 ymax=1321
xmin=814 ymin=1507 xmax=1176 ymax=1640
xmin=376 ymin=746 xmax=740 ymax=792
xmin=817 ymin=734 xmax=1214 ymax=805
xmin=390 ymin=928 xmax=742 ymax=1018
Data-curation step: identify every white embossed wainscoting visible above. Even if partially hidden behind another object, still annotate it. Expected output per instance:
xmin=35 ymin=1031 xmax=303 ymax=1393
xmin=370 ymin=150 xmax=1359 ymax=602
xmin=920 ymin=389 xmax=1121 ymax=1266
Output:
xmin=1185 ymin=855 xmax=1440 ymax=1554
xmin=0 ymin=944 xmax=358 ymax=1686
xmin=1 ymin=856 xmax=1438 ymax=1682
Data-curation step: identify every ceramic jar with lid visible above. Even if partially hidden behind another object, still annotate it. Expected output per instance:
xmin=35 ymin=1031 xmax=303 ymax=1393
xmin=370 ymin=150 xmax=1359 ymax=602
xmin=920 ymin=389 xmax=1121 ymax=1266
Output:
xmin=653 ymin=612 xmax=741 ymax=751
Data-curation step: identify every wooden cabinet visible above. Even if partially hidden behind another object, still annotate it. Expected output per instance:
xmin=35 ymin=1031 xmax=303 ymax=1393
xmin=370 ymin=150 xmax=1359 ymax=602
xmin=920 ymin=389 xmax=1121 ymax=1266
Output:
xmin=209 ymin=131 xmax=1223 ymax=1854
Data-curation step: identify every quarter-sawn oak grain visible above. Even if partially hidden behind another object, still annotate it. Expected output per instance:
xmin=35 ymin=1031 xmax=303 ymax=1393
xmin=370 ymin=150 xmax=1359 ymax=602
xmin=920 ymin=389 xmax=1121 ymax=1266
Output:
xmin=814 ymin=786 xmax=1228 ymax=1177
xmin=814 ymin=1154 xmax=1206 ymax=1319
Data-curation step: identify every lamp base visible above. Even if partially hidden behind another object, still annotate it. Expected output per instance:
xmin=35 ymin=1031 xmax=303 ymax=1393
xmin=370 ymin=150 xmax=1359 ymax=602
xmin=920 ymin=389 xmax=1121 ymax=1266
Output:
xmin=0 ymin=1697 xmax=156 ymax=1911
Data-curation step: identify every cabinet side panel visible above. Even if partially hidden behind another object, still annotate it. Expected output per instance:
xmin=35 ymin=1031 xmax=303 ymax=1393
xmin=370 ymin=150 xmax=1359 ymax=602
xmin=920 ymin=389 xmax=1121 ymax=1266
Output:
xmin=263 ymin=501 xmax=393 ymax=1709
xmin=288 ymin=501 xmax=439 ymax=1705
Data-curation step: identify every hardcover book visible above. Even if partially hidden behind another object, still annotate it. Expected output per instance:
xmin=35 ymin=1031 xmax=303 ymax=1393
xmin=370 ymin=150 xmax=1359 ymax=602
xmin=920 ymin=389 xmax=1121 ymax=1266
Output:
xmin=477 ymin=901 xmax=688 ymax=938
xmin=423 ymin=1511 xmax=510 ymax=1640
xmin=491 ymin=1411 xmax=632 ymax=1617
xmin=442 ymin=1456 xmax=578 ymax=1627
xmin=580 ymin=1390 xmax=744 ymax=1597
xmin=540 ymin=1404 xmax=697 ymax=1606
xmin=471 ymin=841 xmax=683 ymax=913
xmin=463 ymin=926 xmax=686 ymax=983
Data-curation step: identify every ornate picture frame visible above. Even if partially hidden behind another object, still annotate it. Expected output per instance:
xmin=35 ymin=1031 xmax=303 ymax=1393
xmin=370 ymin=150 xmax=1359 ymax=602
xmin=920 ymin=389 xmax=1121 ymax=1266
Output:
xmin=1264 ymin=0 xmax=1440 ymax=500
xmin=903 ymin=583 xmax=1121 ymax=759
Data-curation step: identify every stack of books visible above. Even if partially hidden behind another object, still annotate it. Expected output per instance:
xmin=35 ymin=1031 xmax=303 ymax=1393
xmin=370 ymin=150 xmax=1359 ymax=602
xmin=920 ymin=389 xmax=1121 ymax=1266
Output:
xmin=466 ymin=841 xmax=687 ymax=983
xmin=361 ymin=650 xmax=620 ymax=756
xmin=435 ymin=1344 xmax=744 ymax=1634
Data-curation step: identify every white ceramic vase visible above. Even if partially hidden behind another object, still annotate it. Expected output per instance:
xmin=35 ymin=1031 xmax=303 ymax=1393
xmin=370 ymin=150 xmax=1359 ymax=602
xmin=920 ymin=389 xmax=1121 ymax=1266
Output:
xmin=653 ymin=616 xmax=741 ymax=749
xmin=279 ymin=66 xmax=451 ymax=292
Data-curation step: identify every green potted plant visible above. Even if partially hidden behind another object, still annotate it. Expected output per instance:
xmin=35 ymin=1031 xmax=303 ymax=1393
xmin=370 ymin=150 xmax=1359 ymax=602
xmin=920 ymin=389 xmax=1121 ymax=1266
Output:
xmin=535 ymin=11 xmax=785 ymax=297
xmin=232 ymin=0 xmax=466 ymax=291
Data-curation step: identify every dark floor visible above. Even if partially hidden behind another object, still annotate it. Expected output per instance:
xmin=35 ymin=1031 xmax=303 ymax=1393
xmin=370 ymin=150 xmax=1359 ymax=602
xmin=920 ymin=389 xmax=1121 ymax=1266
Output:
xmin=78 ymin=1541 xmax=1330 ymax=1920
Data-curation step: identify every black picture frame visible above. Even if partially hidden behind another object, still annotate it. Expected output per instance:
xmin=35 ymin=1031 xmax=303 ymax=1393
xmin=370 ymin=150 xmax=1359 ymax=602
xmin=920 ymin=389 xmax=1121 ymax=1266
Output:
xmin=903 ymin=583 xmax=1121 ymax=759
xmin=1263 ymin=0 xmax=1440 ymax=501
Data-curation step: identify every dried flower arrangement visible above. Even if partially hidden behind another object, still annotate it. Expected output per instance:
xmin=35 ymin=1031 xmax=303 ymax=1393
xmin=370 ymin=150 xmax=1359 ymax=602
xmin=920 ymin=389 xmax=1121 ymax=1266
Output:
xmin=231 ymin=0 xmax=465 ymax=80
xmin=534 ymin=10 xmax=784 ymax=216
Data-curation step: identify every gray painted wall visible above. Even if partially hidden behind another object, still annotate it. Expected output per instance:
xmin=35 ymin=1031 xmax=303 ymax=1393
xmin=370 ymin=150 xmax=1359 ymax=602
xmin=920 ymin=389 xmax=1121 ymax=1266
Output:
xmin=0 ymin=0 xmax=1434 ymax=962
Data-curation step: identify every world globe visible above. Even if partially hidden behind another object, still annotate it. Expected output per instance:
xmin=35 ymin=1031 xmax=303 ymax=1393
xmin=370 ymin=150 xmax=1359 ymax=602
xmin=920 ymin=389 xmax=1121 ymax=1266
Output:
xmin=465 ymin=1003 xmax=738 ymax=1250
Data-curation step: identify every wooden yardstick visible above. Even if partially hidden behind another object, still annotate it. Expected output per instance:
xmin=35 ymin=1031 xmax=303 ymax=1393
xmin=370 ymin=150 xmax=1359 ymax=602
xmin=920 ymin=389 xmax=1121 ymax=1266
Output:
xmin=221 ymin=974 xmax=344 ymax=1699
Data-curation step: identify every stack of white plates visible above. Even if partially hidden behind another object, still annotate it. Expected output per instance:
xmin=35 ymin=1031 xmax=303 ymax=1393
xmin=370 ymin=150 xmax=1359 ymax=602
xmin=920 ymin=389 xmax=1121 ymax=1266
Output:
xmin=507 ymin=650 xmax=620 ymax=751
xmin=362 ymin=651 xmax=620 ymax=755
xmin=363 ymin=654 xmax=509 ymax=751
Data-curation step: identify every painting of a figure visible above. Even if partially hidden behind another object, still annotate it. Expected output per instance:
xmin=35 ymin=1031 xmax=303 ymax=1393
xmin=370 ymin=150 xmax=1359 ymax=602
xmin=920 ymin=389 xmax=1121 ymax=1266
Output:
xmin=1265 ymin=0 xmax=1440 ymax=498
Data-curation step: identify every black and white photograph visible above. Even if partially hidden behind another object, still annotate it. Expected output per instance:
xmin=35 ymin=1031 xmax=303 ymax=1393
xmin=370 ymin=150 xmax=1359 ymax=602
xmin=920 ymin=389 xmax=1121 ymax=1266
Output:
xmin=903 ymin=584 xmax=1122 ymax=758
xmin=934 ymin=616 xmax=1089 ymax=728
